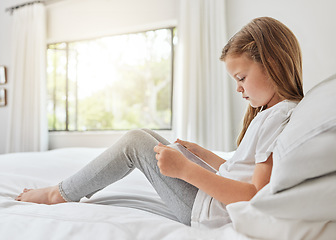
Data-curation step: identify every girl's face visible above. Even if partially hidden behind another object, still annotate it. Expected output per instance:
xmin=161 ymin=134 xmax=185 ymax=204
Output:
xmin=225 ymin=54 xmax=282 ymax=109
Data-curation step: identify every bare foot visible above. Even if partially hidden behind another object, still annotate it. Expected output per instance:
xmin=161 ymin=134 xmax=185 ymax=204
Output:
xmin=15 ymin=186 xmax=66 ymax=204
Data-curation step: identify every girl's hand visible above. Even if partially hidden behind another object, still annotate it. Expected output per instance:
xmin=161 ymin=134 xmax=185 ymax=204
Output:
xmin=175 ymin=139 xmax=226 ymax=170
xmin=154 ymin=142 xmax=190 ymax=179
xmin=175 ymin=139 xmax=203 ymax=158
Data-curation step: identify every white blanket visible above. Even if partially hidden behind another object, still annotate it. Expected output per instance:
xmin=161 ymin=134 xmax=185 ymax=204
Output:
xmin=0 ymin=148 xmax=250 ymax=240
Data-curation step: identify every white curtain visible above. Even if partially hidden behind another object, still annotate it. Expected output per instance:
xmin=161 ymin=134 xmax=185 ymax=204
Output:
xmin=6 ymin=3 xmax=48 ymax=153
xmin=174 ymin=0 xmax=234 ymax=151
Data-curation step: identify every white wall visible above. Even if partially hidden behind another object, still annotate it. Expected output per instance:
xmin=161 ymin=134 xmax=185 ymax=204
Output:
xmin=47 ymin=0 xmax=178 ymax=43
xmin=1 ymin=0 xmax=335 ymax=153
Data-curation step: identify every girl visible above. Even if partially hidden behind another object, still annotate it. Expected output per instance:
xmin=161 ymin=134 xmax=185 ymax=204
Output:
xmin=16 ymin=17 xmax=304 ymax=228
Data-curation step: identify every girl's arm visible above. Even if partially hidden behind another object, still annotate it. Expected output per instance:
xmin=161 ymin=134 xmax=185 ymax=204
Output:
xmin=154 ymin=143 xmax=273 ymax=205
xmin=175 ymin=139 xmax=226 ymax=170
xmin=184 ymin=154 xmax=273 ymax=204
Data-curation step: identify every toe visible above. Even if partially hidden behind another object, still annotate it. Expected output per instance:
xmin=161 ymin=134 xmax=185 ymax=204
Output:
xmin=15 ymin=192 xmax=24 ymax=200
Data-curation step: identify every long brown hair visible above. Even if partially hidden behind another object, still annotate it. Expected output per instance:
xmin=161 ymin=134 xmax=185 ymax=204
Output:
xmin=220 ymin=17 xmax=304 ymax=146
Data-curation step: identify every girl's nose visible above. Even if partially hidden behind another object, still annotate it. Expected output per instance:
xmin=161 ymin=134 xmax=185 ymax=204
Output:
xmin=236 ymin=84 xmax=244 ymax=93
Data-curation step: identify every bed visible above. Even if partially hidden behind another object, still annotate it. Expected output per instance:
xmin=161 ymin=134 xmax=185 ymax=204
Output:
xmin=0 ymin=148 xmax=249 ymax=240
xmin=1 ymin=75 xmax=335 ymax=240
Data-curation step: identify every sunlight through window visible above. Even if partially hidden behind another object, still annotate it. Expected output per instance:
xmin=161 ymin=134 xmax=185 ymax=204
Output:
xmin=47 ymin=28 xmax=176 ymax=131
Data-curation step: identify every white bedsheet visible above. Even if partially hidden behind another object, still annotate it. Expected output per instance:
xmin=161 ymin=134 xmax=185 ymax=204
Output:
xmin=0 ymin=148 xmax=250 ymax=240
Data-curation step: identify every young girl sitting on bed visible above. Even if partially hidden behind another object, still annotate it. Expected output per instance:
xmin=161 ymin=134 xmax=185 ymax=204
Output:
xmin=16 ymin=17 xmax=304 ymax=228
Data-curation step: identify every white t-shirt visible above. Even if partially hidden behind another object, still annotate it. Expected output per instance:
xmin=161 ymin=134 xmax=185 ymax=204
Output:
xmin=190 ymin=100 xmax=298 ymax=229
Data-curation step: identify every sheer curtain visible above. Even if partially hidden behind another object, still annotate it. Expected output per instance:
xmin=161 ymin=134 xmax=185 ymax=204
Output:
xmin=174 ymin=0 xmax=234 ymax=151
xmin=6 ymin=3 xmax=48 ymax=153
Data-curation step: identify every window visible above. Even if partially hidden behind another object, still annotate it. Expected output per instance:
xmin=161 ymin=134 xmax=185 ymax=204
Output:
xmin=47 ymin=28 xmax=176 ymax=131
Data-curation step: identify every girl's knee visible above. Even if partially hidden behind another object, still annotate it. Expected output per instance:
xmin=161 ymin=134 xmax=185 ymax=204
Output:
xmin=140 ymin=128 xmax=152 ymax=134
xmin=123 ymin=129 xmax=149 ymax=142
xmin=120 ymin=129 xmax=157 ymax=155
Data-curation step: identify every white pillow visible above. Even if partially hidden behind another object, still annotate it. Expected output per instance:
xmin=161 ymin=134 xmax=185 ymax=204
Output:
xmin=227 ymin=200 xmax=336 ymax=240
xmin=251 ymin=169 xmax=336 ymax=221
xmin=270 ymin=74 xmax=336 ymax=193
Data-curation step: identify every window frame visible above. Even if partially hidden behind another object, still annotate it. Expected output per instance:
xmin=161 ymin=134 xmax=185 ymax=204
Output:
xmin=47 ymin=27 xmax=176 ymax=132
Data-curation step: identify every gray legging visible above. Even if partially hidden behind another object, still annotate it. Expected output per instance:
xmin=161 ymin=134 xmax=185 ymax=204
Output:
xmin=58 ymin=129 xmax=198 ymax=225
